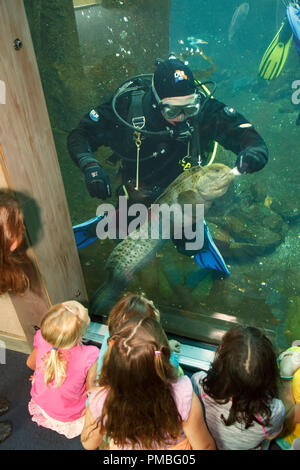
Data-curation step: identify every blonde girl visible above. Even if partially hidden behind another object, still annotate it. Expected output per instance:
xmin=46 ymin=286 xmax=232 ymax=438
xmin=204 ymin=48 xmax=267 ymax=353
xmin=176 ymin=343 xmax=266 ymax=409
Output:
xmin=27 ymin=301 xmax=99 ymax=439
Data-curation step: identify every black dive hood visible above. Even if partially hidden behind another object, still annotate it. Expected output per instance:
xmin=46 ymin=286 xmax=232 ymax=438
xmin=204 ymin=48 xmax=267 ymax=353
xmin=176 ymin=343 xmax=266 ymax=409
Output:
xmin=111 ymin=58 xmax=216 ymax=140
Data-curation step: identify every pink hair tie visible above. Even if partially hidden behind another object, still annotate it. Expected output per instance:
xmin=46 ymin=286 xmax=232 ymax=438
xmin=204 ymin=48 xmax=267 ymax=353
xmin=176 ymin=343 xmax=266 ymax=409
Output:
xmin=64 ymin=304 xmax=77 ymax=315
xmin=154 ymin=350 xmax=161 ymax=356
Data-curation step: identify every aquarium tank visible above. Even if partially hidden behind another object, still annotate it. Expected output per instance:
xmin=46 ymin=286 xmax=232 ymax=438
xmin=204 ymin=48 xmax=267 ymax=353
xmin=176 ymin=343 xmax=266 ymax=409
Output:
xmin=24 ymin=0 xmax=300 ymax=351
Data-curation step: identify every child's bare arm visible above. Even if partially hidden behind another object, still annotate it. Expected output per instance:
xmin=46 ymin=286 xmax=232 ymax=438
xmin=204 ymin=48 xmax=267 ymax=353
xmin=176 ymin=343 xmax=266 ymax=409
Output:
xmin=26 ymin=348 xmax=37 ymax=370
xmin=280 ymin=379 xmax=299 ymax=431
xmin=182 ymin=392 xmax=216 ymax=450
xmin=85 ymin=360 xmax=98 ymax=391
xmin=81 ymin=404 xmax=104 ymax=450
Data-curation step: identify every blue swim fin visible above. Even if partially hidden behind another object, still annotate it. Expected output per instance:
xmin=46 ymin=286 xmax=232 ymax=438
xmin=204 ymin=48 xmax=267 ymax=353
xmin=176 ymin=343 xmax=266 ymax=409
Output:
xmin=194 ymin=221 xmax=230 ymax=277
xmin=287 ymin=3 xmax=300 ymax=55
xmin=73 ymin=212 xmax=107 ymax=250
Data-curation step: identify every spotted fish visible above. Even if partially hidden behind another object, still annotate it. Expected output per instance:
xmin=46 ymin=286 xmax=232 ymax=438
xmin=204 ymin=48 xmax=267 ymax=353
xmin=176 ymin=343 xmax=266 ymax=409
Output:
xmin=90 ymin=164 xmax=235 ymax=316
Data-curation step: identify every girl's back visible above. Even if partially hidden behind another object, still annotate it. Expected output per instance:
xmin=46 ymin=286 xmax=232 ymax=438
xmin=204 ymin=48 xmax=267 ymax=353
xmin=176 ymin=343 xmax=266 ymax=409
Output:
xmin=31 ymin=329 xmax=99 ymax=422
xmin=88 ymin=374 xmax=193 ymax=450
xmin=192 ymin=326 xmax=285 ymax=450
xmin=27 ymin=301 xmax=99 ymax=438
xmin=193 ymin=370 xmax=285 ymax=450
xmin=81 ymin=316 xmax=215 ymax=450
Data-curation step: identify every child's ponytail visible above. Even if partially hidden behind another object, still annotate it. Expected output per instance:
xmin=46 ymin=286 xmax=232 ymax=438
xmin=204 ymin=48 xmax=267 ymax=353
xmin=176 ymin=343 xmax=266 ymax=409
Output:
xmin=154 ymin=346 xmax=172 ymax=383
xmin=43 ymin=347 xmax=69 ymax=388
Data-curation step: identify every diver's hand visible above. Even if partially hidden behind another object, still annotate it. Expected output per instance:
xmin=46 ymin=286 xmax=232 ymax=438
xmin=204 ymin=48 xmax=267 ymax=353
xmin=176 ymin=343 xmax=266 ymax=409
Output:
xmin=84 ymin=163 xmax=111 ymax=199
xmin=235 ymin=149 xmax=263 ymax=174
xmin=231 ymin=167 xmax=242 ymax=176
xmin=278 ymin=345 xmax=300 ymax=380
xmin=168 ymin=339 xmax=181 ymax=354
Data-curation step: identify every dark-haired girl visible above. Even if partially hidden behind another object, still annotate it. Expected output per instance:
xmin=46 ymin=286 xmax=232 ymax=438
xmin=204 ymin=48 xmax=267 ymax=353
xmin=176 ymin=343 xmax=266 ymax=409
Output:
xmin=81 ymin=316 xmax=215 ymax=450
xmin=191 ymin=326 xmax=285 ymax=450
xmin=93 ymin=294 xmax=182 ymax=384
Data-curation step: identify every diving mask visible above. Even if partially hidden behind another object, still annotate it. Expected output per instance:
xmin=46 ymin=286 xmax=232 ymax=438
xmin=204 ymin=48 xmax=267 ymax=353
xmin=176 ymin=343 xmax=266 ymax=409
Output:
xmin=160 ymin=97 xmax=201 ymax=119
xmin=152 ymin=76 xmax=200 ymax=120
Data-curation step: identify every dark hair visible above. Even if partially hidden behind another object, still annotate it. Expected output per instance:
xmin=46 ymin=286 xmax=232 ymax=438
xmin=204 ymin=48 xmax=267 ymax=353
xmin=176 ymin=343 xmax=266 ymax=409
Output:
xmin=96 ymin=316 xmax=181 ymax=449
xmin=202 ymin=326 xmax=279 ymax=428
xmin=107 ymin=293 xmax=159 ymax=335
xmin=0 ymin=189 xmax=29 ymax=294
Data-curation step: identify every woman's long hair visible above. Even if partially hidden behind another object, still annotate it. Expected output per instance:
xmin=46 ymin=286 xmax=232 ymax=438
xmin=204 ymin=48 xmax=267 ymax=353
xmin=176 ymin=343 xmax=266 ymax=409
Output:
xmin=107 ymin=293 xmax=160 ymax=335
xmin=40 ymin=301 xmax=90 ymax=388
xmin=202 ymin=325 xmax=279 ymax=428
xmin=96 ymin=316 xmax=182 ymax=449
xmin=0 ymin=189 xmax=29 ymax=294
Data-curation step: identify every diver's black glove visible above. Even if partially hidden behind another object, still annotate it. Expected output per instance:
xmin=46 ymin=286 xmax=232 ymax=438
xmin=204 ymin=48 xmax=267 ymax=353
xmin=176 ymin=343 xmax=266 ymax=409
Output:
xmin=235 ymin=148 xmax=265 ymax=174
xmin=83 ymin=162 xmax=111 ymax=199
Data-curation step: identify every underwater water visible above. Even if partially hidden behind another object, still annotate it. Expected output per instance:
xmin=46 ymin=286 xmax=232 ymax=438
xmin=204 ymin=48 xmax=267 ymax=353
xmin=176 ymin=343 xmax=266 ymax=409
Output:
xmin=24 ymin=0 xmax=300 ymax=351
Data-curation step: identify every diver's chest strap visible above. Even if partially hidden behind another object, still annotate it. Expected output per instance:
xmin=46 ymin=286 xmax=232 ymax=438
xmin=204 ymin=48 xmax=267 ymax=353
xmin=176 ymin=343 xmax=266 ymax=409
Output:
xmin=127 ymin=89 xmax=146 ymax=130
xmin=189 ymin=117 xmax=202 ymax=165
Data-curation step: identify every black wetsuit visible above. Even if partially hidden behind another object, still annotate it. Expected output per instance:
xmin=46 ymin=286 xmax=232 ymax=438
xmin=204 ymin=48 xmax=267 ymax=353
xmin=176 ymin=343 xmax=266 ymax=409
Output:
xmin=67 ymin=89 xmax=268 ymax=203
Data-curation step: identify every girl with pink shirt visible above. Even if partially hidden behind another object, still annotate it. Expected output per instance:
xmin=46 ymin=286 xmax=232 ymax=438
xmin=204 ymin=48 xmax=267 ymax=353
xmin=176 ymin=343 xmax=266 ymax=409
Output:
xmin=81 ymin=316 xmax=215 ymax=450
xmin=26 ymin=301 xmax=99 ymax=439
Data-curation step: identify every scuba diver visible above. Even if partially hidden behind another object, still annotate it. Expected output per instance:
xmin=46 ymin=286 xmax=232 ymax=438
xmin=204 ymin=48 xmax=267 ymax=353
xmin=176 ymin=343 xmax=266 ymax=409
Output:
xmin=68 ymin=55 xmax=268 ymax=279
xmin=258 ymin=1 xmax=300 ymax=124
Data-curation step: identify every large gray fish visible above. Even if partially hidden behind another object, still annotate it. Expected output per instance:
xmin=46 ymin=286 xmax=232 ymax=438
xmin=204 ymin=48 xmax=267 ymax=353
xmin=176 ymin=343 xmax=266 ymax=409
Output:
xmin=228 ymin=2 xmax=250 ymax=43
xmin=90 ymin=164 xmax=235 ymax=316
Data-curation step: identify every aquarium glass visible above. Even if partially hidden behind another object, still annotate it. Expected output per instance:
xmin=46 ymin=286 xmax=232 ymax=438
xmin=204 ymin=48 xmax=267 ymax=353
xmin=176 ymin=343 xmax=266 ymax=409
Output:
xmin=24 ymin=0 xmax=300 ymax=350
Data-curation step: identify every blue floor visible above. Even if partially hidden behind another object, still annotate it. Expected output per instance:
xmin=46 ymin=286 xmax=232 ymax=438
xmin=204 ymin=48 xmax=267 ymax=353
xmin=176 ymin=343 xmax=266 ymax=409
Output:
xmin=0 ymin=349 xmax=83 ymax=450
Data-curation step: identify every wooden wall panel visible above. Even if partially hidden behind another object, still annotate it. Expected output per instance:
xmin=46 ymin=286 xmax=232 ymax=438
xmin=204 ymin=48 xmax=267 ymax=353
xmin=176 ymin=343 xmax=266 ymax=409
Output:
xmin=0 ymin=294 xmax=25 ymax=338
xmin=0 ymin=0 xmax=87 ymax=348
